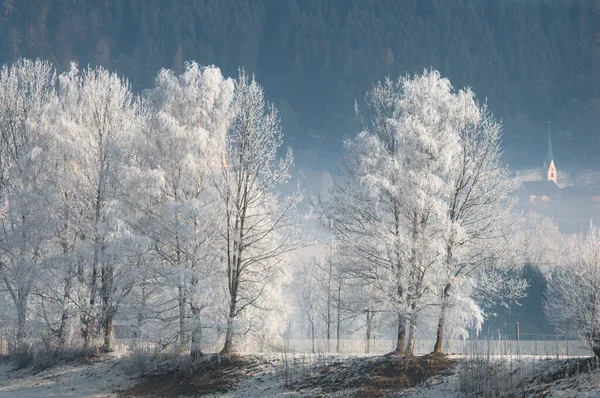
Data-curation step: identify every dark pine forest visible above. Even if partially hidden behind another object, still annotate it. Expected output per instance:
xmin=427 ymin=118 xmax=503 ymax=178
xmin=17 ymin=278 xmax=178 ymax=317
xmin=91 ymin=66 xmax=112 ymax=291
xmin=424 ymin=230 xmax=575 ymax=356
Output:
xmin=2 ymin=0 xmax=599 ymax=166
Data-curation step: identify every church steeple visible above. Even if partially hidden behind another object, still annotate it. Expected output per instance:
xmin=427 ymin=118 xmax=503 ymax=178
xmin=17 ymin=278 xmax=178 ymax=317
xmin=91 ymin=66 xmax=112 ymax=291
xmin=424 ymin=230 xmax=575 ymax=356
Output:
xmin=547 ymin=119 xmax=554 ymax=164
xmin=546 ymin=119 xmax=557 ymax=184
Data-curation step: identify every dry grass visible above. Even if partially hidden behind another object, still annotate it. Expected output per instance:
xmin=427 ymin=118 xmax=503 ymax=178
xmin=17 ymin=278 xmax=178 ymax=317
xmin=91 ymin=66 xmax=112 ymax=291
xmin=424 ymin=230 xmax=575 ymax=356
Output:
xmin=295 ymin=353 xmax=456 ymax=397
xmin=119 ymin=352 xmax=456 ymax=397
xmin=120 ymin=354 xmax=260 ymax=397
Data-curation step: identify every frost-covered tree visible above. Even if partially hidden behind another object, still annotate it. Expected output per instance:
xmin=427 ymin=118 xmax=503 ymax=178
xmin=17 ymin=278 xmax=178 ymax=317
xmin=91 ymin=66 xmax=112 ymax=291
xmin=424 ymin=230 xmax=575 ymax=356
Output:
xmin=292 ymin=244 xmax=363 ymax=353
xmin=321 ymin=71 xmax=461 ymax=355
xmin=395 ymin=72 xmax=462 ymax=355
xmin=545 ymin=223 xmax=600 ymax=358
xmin=0 ymin=58 xmax=310 ymax=356
xmin=32 ymin=66 xmax=84 ymax=350
xmin=315 ymin=246 xmax=344 ymax=353
xmin=320 ymin=70 xmax=525 ymax=356
xmin=517 ymin=212 xmax=561 ymax=276
xmin=432 ymin=90 xmax=521 ymax=354
xmin=0 ymin=59 xmax=56 ymax=351
xmin=215 ymin=70 xmax=304 ymax=354
xmin=138 ymin=63 xmax=234 ymax=356
xmin=56 ymin=64 xmax=141 ymax=351
xmin=292 ymin=257 xmax=320 ymax=352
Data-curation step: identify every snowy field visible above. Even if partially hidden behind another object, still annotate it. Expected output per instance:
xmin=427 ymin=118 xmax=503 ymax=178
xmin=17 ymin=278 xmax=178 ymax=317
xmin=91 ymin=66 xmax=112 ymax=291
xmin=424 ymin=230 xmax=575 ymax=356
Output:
xmin=0 ymin=354 xmax=137 ymax=398
xmin=1 ymin=351 xmax=600 ymax=397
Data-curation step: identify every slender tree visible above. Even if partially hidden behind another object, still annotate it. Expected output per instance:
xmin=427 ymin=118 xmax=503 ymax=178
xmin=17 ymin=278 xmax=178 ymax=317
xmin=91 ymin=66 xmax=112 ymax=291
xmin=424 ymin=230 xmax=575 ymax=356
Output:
xmin=215 ymin=70 xmax=304 ymax=354
xmin=432 ymin=91 xmax=519 ymax=354
xmin=140 ymin=63 xmax=234 ymax=356
xmin=58 ymin=64 xmax=140 ymax=351
xmin=0 ymin=59 xmax=56 ymax=351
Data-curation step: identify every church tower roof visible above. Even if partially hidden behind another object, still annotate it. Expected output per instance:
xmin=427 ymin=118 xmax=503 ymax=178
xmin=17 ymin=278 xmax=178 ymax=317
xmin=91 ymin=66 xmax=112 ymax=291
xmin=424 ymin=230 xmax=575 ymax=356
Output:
xmin=544 ymin=119 xmax=557 ymax=184
xmin=543 ymin=120 xmax=555 ymax=172
xmin=547 ymin=119 xmax=554 ymax=164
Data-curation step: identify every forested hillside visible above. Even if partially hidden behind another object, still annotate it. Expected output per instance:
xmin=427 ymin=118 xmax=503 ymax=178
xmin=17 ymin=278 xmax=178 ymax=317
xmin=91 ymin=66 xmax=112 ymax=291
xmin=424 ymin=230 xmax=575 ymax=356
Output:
xmin=1 ymin=0 xmax=599 ymax=162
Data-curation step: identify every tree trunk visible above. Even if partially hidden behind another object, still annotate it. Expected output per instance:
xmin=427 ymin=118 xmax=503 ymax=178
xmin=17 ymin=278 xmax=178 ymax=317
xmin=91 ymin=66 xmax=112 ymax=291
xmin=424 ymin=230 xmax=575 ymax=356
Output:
xmin=4 ymin=278 xmax=29 ymax=353
xmin=405 ymin=214 xmax=419 ymax=356
xmin=365 ymin=310 xmax=372 ymax=354
xmin=326 ymin=290 xmax=332 ymax=353
xmin=221 ymin=208 xmax=244 ymax=356
xmin=190 ymin=303 xmax=202 ymax=359
xmin=102 ymin=313 xmax=113 ymax=352
xmin=592 ymin=333 xmax=600 ymax=359
xmin=221 ymin=292 xmax=238 ymax=355
xmin=87 ymin=149 xmax=104 ymax=350
xmin=433 ymin=283 xmax=451 ymax=354
xmin=336 ymin=317 xmax=341 ymax=353
xmin=84 ymin=321 xmax=92 ymax=349
xmin=593 ymin=344 xmax=600 ymax=359
xmin=336 ymin=280 xmax=342 ymax=353
xmin=190 ymin=322 xmax=202 ymax=360
xmin=178 ymin=284 xmax=186 ymax=353
xmin=406 ymin=307 xmax=418 ymax=355
xmin=393 ymin=312 xmax=406 ymax=355
xmin=101 ymin=263 xmax=114 ymax=352
xmin=326 ymin=321 xmax=331 ymax=353
xmin=84 ymin=264 xmax=98 ymax=349
xmin=190 ymin=332 xmax=202 ymax=359
xmin=16 ymin=300 xmax=27 ymax=352
xmin=221 ymin=314 xmax=235 ymax=355
xmin=57 ymin=282 xmax=71 ymax=349
xmin=310 ymin=321 xmax=315 ymax=354
xmin=58 ymin=207 xmax=74 ymax=350
xmin=133 ymin=281 xmax=147 ymax=347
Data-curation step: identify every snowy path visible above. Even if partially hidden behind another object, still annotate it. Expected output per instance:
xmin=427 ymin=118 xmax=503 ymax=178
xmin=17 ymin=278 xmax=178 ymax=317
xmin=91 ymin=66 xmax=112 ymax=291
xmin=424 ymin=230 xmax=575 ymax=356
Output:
xmin=0 ymin=357 xmax=137 ymax=397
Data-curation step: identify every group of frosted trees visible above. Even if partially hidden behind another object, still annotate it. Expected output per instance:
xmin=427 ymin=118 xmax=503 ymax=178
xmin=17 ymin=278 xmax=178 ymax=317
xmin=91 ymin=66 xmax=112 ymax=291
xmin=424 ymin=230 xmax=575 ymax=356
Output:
xmin=0 ymin=59 xmax=303 ymax=355
xmin=316 ymin=71 xmax=528 ymax=355
xmin=4 ymin=58 xmax=596 ymax=360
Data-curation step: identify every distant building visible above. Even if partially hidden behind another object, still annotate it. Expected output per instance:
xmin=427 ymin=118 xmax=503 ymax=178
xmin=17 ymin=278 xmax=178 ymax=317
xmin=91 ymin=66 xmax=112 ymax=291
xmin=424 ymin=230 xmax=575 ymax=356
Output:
xmin=518 ymin=121 xmax=559 ymax=205
xmin=518 ymin=180 xmax=559 ymax=205
xmin=542 ymin=120 xmax=557 ymax=185
xmin=516 ymin=120 xmax=600 ymax=233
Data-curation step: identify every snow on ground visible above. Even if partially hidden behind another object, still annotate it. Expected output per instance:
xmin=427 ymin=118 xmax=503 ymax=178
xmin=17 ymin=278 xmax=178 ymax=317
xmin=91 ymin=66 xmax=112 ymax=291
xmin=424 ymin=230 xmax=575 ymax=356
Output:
xmin=389 ymin=355 xmax=600 ymax=398
xmin=200 ymin=353 xmax=354 ymax=397
xmin=202 ymin=368 xmax=319 ymax=398
xmin=2 ymin=352 xmax=600 ymax=397
xmin=200 ymin=354 xmax=458 ymax=398
xmin=203 ymin=352 xmax=457 ymax=397
xmin=392 ymin=374 xmax=458 ymax=397
xmin=546 ymin=367 xmax=600 ymax=397
xmin=0 ymin=354 xmax=137 ymax=398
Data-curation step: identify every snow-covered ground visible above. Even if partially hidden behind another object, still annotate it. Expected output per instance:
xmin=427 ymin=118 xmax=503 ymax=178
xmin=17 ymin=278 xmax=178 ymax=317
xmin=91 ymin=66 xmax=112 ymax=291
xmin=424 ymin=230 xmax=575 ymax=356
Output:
xmin=2 ymin=353 xmax=600 ymax=397
xmin=533 ymin=362 xmax=600 ymax=397
xmin=391 ymin=358 xmax=600 ymax=398
xmin=203 ymin=354 xmax=600 ymax=398
xmin=203 ymin=369 xmax=319 ymax=397
xmin=0 ymin=355 xmax=137 ymax=397
xmin=451 ymin=355 xmax=600 ymax=398
xmin=393 ymin=374 xmax=458 ymax=397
